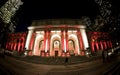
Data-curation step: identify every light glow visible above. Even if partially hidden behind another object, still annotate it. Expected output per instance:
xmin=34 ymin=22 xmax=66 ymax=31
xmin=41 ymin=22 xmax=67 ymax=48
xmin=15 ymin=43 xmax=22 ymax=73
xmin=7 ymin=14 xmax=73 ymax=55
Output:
xmin=51 ymin=34 xmax=61 ymax=40
xmin=68 ymin=30 xmax=77 ymax=33
xmin=51 ymin=31 xmax=61 ymax=33
xmin=64 ymin=39 xmax=66 ymax=52
xmin=45 ymin=39 xmax=48 ymax=52
xmin=25 ymin=30 xmax=33 ymax=50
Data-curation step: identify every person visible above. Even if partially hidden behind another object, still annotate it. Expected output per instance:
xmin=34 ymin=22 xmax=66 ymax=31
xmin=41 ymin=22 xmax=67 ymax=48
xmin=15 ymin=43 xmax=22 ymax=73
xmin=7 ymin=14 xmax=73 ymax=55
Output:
xmin=102 ymin=49 xmax=108 ymax=63
xmin=1 ymin=48 xmax=5 ymax=58
xmin=65 ymin=57 xmax=68 ymax=64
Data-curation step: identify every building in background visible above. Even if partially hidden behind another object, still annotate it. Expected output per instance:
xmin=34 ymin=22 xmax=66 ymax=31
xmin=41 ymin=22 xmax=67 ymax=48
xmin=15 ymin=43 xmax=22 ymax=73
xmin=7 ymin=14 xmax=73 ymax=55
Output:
xmin=5 ymin=19 xmax=112 ymax=57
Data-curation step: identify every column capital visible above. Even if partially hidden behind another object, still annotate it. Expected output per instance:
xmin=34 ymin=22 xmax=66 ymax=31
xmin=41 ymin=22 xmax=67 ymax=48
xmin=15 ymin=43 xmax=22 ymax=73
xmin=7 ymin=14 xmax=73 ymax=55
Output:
xmin=28 ymin=27 xmax=35 ymax=30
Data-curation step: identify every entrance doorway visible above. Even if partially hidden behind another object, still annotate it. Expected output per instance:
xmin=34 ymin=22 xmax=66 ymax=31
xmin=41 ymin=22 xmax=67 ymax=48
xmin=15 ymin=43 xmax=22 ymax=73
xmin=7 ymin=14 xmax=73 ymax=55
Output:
xmin=55 ymin=51 xmax=58 ymax=56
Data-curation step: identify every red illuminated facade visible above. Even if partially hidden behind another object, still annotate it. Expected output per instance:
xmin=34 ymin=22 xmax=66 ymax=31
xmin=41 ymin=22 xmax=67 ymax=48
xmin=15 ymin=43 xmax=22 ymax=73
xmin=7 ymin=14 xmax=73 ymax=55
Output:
xmin=88 ymin=32 xmax=112 ymax=52
xmin=5 ymin=19 xmax=113 ymax=57
xmin=6 ymin=32 xmax=27 ymax=52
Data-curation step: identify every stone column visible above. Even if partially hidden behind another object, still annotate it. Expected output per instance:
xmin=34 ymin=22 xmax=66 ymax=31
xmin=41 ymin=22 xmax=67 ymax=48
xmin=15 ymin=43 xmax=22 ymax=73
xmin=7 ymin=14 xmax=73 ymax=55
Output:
xmin=77 ymin=30 xmax=84 ymax=55
xmin=45 ymin=31 xmax=48 ymax=52
xmin=80 ymin=28 xmax=89 ymax=50
xmin=33 ymin=31 xmax=40 ymax=55
xmin=64 ymin=30 xmax=67 ymax=52
xmin=25 ymin=28 xmax=34 ymax=50
xmin=66 ymin=30 xmax=68 ymax=52
xmin=47 ymin=30 xmax=50 ymax=56
xmin=61 ymin=31 xmax=64 ymax=51
xmin=61 ymin=30 xmax=65 ymax=57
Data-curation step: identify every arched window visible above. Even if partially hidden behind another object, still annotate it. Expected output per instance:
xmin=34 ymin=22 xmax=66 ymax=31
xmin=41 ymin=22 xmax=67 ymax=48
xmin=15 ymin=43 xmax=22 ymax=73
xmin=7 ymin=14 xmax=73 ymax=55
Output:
xmin=68 ymin=40 xmax=75 ymax=55
xmin=53 ymin=40 xmax=60 ymax=49
xmin=68 ymin=40 xmax=75 ymax=50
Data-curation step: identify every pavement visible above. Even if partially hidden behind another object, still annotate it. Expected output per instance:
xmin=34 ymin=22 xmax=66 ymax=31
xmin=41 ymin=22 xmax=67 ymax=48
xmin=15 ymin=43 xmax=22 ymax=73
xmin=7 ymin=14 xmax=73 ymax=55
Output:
xmin=0 ymin=52 xmax=120 ymax=75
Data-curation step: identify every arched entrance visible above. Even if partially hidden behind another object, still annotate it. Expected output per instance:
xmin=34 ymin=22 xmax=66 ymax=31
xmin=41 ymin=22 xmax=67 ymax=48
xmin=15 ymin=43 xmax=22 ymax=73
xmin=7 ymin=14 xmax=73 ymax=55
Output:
xmin=50 ymin=34 xmax=61 ymax=56
xmin=53 ymin=40 xmax=60 ymax=56
xmin=33 ymin=34 xmax=44 ymax=56
xmin=68 ymin=34 xmax=80 ymax=56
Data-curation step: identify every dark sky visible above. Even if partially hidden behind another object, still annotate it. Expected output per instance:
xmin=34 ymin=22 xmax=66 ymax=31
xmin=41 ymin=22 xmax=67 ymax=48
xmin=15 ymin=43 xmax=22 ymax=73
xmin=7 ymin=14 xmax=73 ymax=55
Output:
xmin=18 ymin=0 xmax=99 ymax=19
xmin=15 ymin=0 xmax=99 ymax=32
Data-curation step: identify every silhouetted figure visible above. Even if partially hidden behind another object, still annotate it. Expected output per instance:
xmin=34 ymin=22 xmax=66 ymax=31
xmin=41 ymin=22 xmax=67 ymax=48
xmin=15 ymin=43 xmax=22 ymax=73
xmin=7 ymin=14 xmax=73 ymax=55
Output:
xmin=0 ymin=48 xmax=5 ymax=58
xmin=102 ymin=50 xmax=108 ymax=63
xmin=65 ymin=57 xmax=68 ymax=64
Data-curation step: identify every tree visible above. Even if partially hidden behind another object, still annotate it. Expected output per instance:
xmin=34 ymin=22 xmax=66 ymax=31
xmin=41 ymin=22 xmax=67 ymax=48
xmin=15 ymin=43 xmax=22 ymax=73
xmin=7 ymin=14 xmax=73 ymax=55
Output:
xmin=0 ymin=0 xmax=23 ymax=48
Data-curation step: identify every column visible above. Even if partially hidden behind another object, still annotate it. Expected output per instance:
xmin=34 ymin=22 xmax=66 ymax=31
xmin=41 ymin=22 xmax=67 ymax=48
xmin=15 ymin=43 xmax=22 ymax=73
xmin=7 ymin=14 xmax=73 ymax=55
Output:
xmin=29 ymin=33 xmax=34 ymax=50
xmin=18 ymin=39 xmax=20 ymax=52
xmin=44 ymin=31 xmax=46 ymax=52
xmin=80 ymin=28 xmax=89 ymax=50
xmin=104 ymin=41 xmax=107 ymax=49
xmin=33 ymin=32 xmax=39 ymax=55
xmin=47 ymin=31 xmax=50 ymax=51
xmin=96 ymin=42 xmax=99 ymax=50
xmin=25 ymin=29 xmax=34 ymax=50
xmin=61 ymin=30 xmax=65 ymax=57
xmin=45 ymin=31 xmax=48 ymax=52
xmin=45 ymin=30 xmax=50 ymax=56
xmin=77 ymin=30 xmax=84 ymax=55
xmin=61 ymin=31 xmax=64 ymax=51
xmin=11 ymin=37 xmax=14 ymax=50
xmin=66 ymin=30 xmax=68 ymax=52
xmin=100 ymin=42 xmax=103 ymax=50
xmin=65 ymin=30 xmax=70 ymax=57
xmin=64 ymin=30 xmax=67 ymax=52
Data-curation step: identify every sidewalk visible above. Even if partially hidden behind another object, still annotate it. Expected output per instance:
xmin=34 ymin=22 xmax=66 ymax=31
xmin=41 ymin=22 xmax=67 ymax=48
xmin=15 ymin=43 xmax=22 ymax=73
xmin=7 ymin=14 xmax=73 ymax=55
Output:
xmin=46 ymin=53 xmax=120 ymax=75
xmin=0 ymin=53 xmax=120 ymax=75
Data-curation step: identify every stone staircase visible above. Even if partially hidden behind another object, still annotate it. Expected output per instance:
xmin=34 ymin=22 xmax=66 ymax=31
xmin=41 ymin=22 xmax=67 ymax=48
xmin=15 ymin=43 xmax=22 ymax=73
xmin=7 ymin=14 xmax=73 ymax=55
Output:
xmin=15 ymin=55 xmax=102 ymax=65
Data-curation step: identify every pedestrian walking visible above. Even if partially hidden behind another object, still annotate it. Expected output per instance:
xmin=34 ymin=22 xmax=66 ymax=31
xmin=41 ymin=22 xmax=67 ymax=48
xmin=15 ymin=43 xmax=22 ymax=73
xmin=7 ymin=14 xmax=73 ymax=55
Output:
xmin=65 ymin=57 xmax=68 ymax=64
xmin=102 ymin=50 xmax=108 ymax=63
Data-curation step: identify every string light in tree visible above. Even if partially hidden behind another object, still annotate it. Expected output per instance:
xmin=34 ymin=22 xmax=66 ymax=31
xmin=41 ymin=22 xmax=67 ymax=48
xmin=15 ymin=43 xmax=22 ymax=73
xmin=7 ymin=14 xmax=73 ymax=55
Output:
xmin=0 ymin=0 xmax=23 ymax=24
xmin=0 ymin=0 xmax=23 ymax=33
xmin=95 ymin=0 xmax=112 ymax=24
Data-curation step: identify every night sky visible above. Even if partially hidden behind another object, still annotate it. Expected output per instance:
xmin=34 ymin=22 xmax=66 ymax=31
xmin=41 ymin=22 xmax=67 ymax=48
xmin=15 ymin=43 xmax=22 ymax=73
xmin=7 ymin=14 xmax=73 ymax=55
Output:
xmin=15 ymin=0 xmax=99 ymax=32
